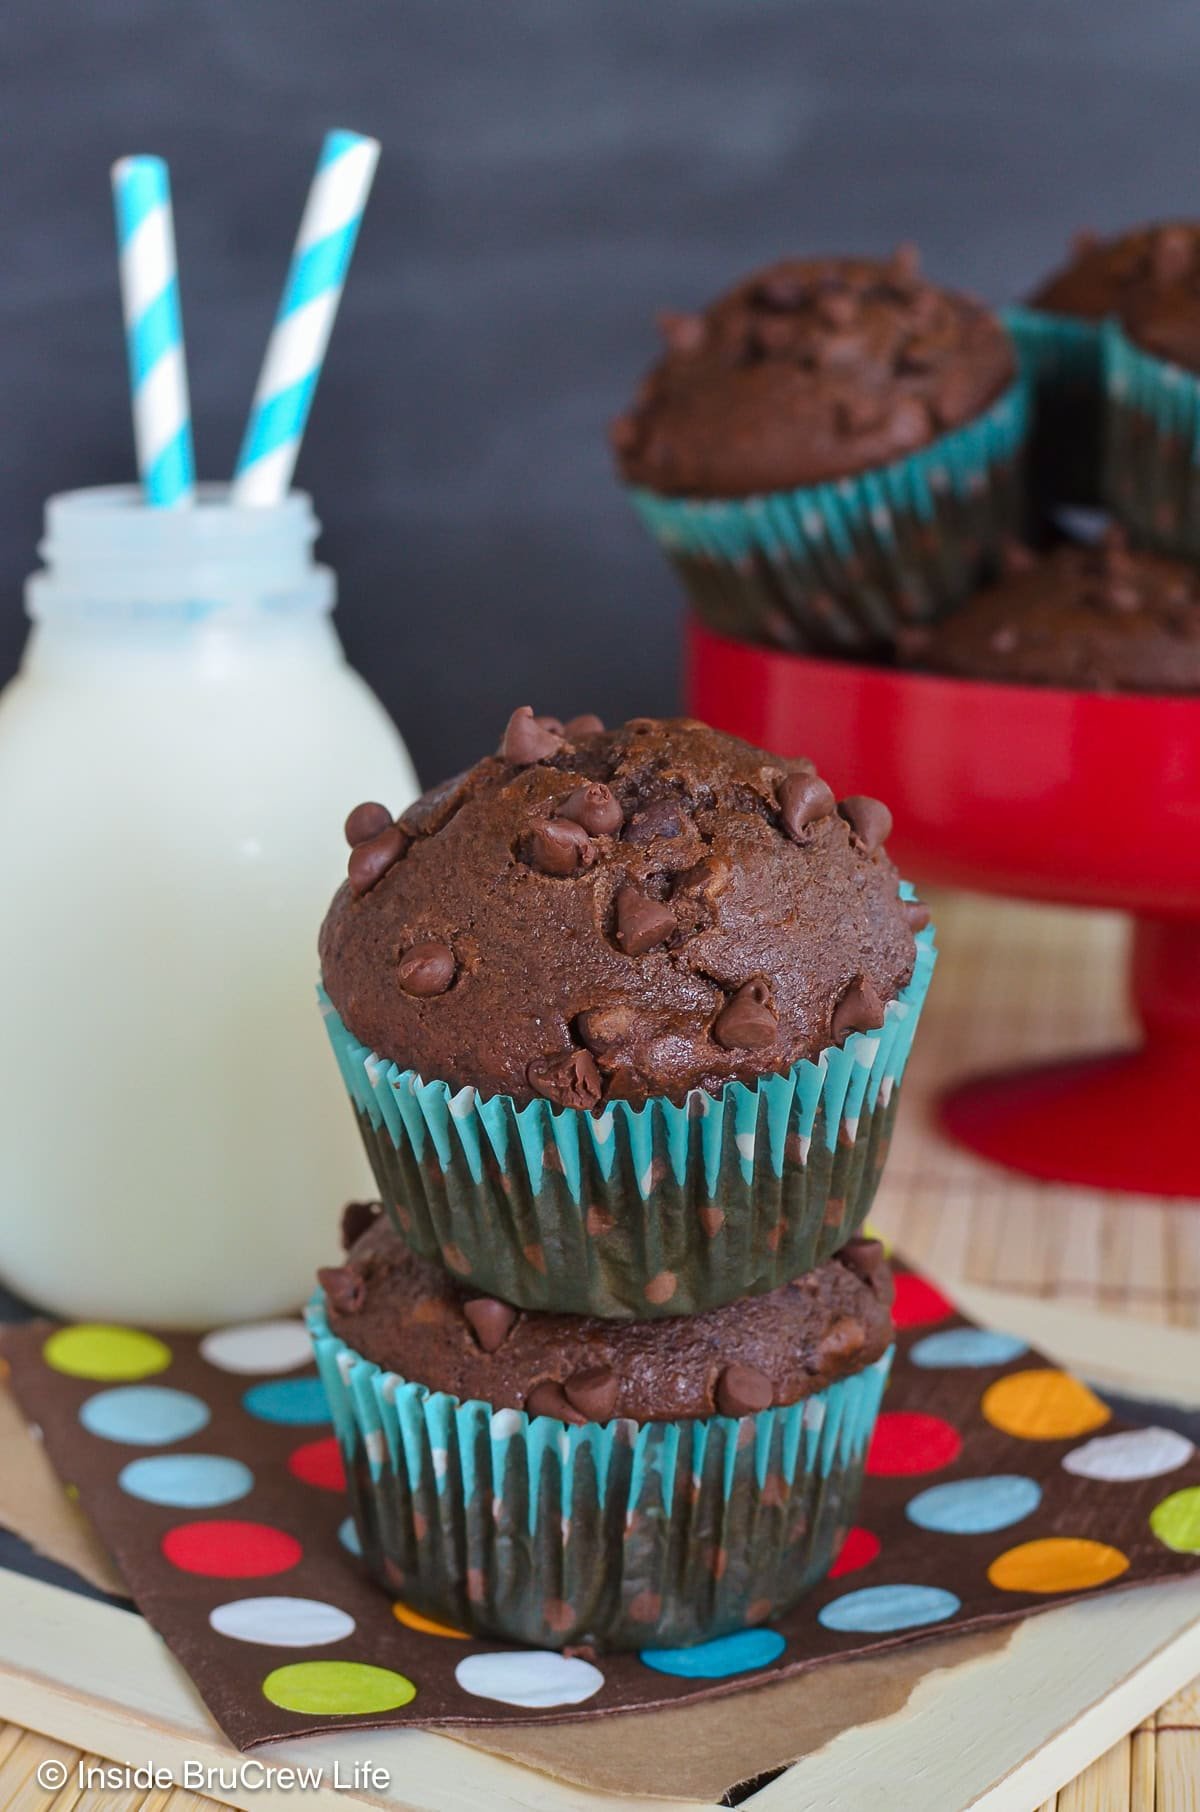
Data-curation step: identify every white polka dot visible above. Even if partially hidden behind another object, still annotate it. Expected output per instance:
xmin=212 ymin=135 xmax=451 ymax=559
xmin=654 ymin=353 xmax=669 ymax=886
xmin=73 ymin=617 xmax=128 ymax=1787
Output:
xmin=455 ymin=1650 xmax=604 ymax=1708
xmin=490 ymin=1408 xmax=523 ymax=1440
xmin=209 ymin=1596 xmax=355 ymax=1647
xmin=735 ymin=1133 xmax=755 ymax=1161
xmin=365 ymin=1430 xmax=387 ymax=1466
xmin=431 ymin=1448 xmax=448 ymax=1479
xmin=449 ymin=1087 xmax=476 ymax=1119
xmin=200 ymin=1321 xmax=313 ymax=1376
xmin=1064 ymin=1426 xmax=1195 ymax=1482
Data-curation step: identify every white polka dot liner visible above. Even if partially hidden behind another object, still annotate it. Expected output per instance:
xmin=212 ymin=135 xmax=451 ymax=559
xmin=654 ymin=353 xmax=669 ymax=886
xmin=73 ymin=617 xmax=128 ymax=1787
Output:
xmin=5 ymin=1258 xmax=1200 ymax=1747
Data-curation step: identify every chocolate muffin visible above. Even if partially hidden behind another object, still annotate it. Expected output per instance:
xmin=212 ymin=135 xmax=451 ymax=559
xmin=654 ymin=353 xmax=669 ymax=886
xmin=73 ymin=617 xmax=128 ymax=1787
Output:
xmin=1031 ymin=222 xmax=1200 ymax=329
xmin=611 ymin=248 xmax=1028 ymax=655
xmin=904 ymin=535 xmax=1200 ymax=693
xmin=318 ymin=712 xmax=936 ymax=1319
xmin=310 ymin=1213 xmax=895 ymax=1648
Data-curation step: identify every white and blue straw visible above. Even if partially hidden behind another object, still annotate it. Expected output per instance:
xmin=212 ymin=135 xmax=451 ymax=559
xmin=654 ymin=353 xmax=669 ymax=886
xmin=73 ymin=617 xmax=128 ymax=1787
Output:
xmin=231 ymin=129 xmax=380 ymax=504
xmin=111 ymin=156 xmax=196 ymax=507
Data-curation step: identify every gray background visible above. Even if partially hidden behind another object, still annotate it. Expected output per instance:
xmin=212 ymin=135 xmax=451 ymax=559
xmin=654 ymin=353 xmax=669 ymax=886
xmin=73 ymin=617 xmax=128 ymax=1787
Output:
xmin=4 ymin=0 xmax=1196 ymax=780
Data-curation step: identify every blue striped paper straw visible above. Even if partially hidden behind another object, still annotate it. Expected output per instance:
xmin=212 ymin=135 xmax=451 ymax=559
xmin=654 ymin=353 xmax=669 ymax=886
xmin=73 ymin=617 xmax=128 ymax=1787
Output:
xmin=111 ymin=156 xmax=196 ymax=507
xmin=231 ymin=130 xmax=380 ymax=505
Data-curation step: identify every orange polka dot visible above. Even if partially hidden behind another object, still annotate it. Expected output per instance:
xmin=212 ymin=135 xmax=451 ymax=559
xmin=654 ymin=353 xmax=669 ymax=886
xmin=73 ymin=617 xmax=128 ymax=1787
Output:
xmin=391 ymin=1601 xmax=469 ymax=1639
xmin=982 ymin=1370 xmax=1110 ymax=1441
xmin=989 ymin=1537 xmax=1128 ymax=1594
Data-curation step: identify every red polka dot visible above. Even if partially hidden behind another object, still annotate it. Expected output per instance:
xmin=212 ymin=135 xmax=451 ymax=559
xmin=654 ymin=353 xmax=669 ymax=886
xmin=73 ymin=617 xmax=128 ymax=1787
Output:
xmin=162 ymin=1520 xmax=302 ymax=1578
xmin=288 ymin=1436 xmax=346 ymax=1492
xmin=891 ymin=1273 xmax=955 ymax=1329
xmin=830 ymin=1526 xmax=881 ymax=1577
xmin=867 ymin=1411 xmax=962 ymax=1476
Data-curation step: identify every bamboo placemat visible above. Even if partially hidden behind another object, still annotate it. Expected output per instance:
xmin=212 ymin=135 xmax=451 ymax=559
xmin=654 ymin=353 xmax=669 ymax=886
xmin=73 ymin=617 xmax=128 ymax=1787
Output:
xmin=5 ymin=891 xmax=1200 ymax=1810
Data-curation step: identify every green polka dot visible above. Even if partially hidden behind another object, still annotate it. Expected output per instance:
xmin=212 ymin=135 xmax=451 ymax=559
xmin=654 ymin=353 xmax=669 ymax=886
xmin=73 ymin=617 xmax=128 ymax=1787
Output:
xmin=261 ymin=1661 xmax=417 ymax=1716
xmin=1151 ymin=1486 xmax=1200 ymax=1553
xmin=44 ymin=1325 xmax=171 ymax=1382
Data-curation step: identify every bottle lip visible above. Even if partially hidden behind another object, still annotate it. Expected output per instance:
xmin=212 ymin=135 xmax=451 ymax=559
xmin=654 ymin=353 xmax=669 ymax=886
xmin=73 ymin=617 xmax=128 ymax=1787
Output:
xmin=42 ymin=483 xmax=321 ymax=559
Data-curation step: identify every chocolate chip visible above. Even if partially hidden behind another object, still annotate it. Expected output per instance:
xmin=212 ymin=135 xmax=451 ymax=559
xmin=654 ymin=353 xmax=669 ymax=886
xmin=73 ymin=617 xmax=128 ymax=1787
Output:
xmin=609 ymin=414 xmax=642 ymax=455
xmin=901 ymin=897 xmax=932 ymax=933
xmin=837 ymin=1236 xmax=893 ymax=1303
xmin=890 ymin=241 xmax=921 ymax=284
xmin=1152 ymin=225 xmax=1193 ymax=284
xmin=778 ymin=772 xmax=835 ymax=842
xmin=932 ymin=364 xmax=977 ymax=428
xmin=344 ymin=802 xmax=392 ymax=848
xmin=463 ymin=1297 xmax=518 ymax=1353
xmin=564 ymin=713 xmax=605 ymax=739
xmin=832 ymin=974 xmax=886 ymax=1042
xmin=615 ymin=886 xmax=676 ymax=955
xmin=716 ymin=1362 xmax=773 ymax=1417
xmin=559 ymin=782 xmax=623 ymax=836
xmin=816 ymin=288 xmax=859 ymax=329
xmin=500 ymin=706 xmax=564 ymax=765
xmin=575 ymin=1004 xmax=636 ymax=1054
xmin=839 ymin=795 xmax=893 ymax=856
xmin=525 ymin=817 xmax=596 ymax=876
xmin=397 ymin=941 xmax=456 ymax=997
xmin=657 ymin=309 xmax=706 ymax=354
xmin=317 ymin=1265 xmax=366 ymax=1315
xmin=340 ymin=1200 xmax=381 ymax=1251
xmin=889 ymin=395 xmax=932 ymax=449
xmin=672 ymin=855 xmax=730 ymax=900
xmin=623 ymin=798 xmax=684 ymax=843
xmin=835 ymin=395 xmax=886 ymax=436
xmin=563 ymin=1365 xmax=619 ymax=1422
xmin=526 ymin=1379 xmax=585 ymax=1425
xmin=527 ymin=1048 xmax=603 ymax=1110
xmin=713 ymin=979 xmax=778 ymax=1051
xmin=348 ymin=825 xmax=406 ymax=895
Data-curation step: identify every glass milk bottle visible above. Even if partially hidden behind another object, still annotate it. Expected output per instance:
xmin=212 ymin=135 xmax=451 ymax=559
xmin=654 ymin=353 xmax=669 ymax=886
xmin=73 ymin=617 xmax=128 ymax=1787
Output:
xmin=0 ymin=485 xmax=418 ymax=1326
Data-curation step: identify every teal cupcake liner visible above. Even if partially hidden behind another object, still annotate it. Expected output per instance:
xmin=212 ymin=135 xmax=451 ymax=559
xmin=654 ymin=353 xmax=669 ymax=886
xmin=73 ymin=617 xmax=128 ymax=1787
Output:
xmin=1102 ymin=319 xmax=1200 ymax=557
xmin=624 ymin=378 xmax=1030 ymax=655
xmin=308 ymin=1293 xmax=893 ymax=1651
xmin=320 ymin=921 xmax=935 ymax=1321
xmin=1002 ymin=305 xmax=1105 ymax=517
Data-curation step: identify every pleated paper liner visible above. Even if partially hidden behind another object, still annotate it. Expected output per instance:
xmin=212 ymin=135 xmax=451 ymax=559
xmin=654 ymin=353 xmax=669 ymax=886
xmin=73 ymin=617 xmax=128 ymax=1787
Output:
xmin=622 ymin=376 xmax=1030 ymax=655
xmin=1003 ymin=304 xmax=1106 ymax=520
xmin=8 ymin=1259 xmax=1200 ymax=1749
xmin=320 ymin=921 xmax=936 ymax=1319
xmin=1103 ymin=319 xmax=1200 ymax=557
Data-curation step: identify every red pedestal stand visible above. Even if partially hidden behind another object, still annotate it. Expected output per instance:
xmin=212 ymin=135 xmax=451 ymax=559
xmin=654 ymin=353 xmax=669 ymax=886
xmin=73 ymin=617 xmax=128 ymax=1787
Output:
xmin=686 ymin=617 xmax=1200 ymax=1198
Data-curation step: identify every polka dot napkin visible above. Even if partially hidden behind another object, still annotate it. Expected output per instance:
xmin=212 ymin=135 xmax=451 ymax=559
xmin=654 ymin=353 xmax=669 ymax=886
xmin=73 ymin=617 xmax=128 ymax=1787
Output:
xmin=5 ymin=1262 xmax=1200 ymax=1748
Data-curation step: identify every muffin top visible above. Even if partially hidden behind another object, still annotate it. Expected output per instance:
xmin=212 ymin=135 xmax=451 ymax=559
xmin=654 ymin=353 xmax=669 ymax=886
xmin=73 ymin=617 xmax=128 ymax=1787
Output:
xmin=320 ymin=1207 xmax=894 ymax=1423
xmin=904 ymin=535 xmax=1200 ymax=693
xmin=1030 ymin=222 xmax=1200 ymax=333
xmin=319 ymin=712 xmax=922 ymax=1107
xmin=610 ymin=248 xmax=1015 ymax=497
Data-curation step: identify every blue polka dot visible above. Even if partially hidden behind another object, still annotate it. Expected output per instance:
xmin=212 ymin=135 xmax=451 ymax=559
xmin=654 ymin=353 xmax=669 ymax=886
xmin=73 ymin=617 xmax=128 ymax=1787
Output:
xmin=907 ymin=1475 xmax=1042 ymax=1535
xmin=640 ymin=1628 xmax=786 ymax=1678
xmin=80 ymin=1386 xmax=210 ymax=1446
xmin=118 ymin=1454 xmax=253 ymax=1508
xmin=242 ymin=1377 xmax=331 ymax=1426
xmin=339 ymin=1516 xmax=362 ymax=1557
xmin=909 ymin=1329 xmax=1029 ymax=1369
xmin=819 ymin=1584 xmax=960 ymax=1634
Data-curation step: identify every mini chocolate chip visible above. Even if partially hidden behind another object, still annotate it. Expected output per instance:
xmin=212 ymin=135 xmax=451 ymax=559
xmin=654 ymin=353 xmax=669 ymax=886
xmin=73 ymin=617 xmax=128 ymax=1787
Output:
xmin=563 ymin=713 xmax=605 ymax=739
xmin=526 ymin=1379 xmax=585 ymax=1425
xmin=615 ymin=886 xmax=676 ymax=956
xmin=397 ymin=941 xmax=456 ymax=997
xmin=1152 ymin=225 xmax=1193 ymax=284
xmin=889 ymin=395 xmax=932 ymax=449
xmin=526 ymin=817 xmax=596 ymax=875
xmin=340 ymin=1200 xmax=381 ymax=1251
xmin=563 ymin=1365 xmax=619 ymax=1422
xmin=816 ymin=288 xmax=859 ymax=329
xmin=344 ymin=801 xmax=392 ymax=848
xmin=820 ymin=1315 xmax=868 ymax=1363
xmin=318 ymin=1265 xmax=366 ymax=1316
xmin=839 ymin=795 xmax=893 ymax=856
xmin=463 ymin=1297 xmax=518 ymax=1353
xmin=713 ymin=979 xmax=778 ymax=1051
xmin=657 ymin=309 xmax=706 ymax=354
xmin=623 ymin=798 xmax=684 ymax=843
xmin=559 ymin=782 xmax=623 ymax=836
xmin=348 ymin=825 xmax=406 ymax=895
xmin=837 ymin=1235 xmax=893 ymax=1303
xmin=716 ymin=1362 xmax=773 ymax=1417
xmin=527 ymin=1048 xmax=603 ymax=1110
xmin=500 ymin=706 xmax=564 ymax=765
xmin=575 ymin=1004 xmax=636 ymax=1054
xmin=832 ymin=974 xmax=887 ymax=1042
xmin=835 ymin=394 xmax=886 ymax=436
xmin=778 ymin=771 xmax=835 ymax=841
xmin=901 ymin=897 xmax=932 ymax=933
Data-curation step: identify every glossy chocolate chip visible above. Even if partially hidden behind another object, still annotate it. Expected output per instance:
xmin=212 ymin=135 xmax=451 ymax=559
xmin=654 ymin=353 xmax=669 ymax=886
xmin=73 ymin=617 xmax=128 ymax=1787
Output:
xmin=527 ymin=1047 xmax=603 ymax=1110
xmin=526 ymin=817 xmax=596 ymax=875
xmin=716 ymin=1362 xmax=773 ymax=1417
xmin=615 ymin=886 xmax=676 ymax=956
xmin=340 ymin=1200 xmax=381 ymax=1251
xmin=778 ymin=771 xmax=835 ymax=842
xmin=559 ymin=782 xmax=623 ymax=836
xmin=526 ymin=1379 xmax=585 ymax=1425
xmin=839 ymin=795 xmax=894 ymax=856
xmin=563 ymin=1365 xmax=619 ymax=1422
xmin=672 ymin=855 xmax=730 ymax=900
xmin=713 ymin=979 xmax=778 ymax=1051
xmin=657 ymin=309 xmax=706 ymax=354
xmin=623 ymin=798 xmax=684 ymax=843
xmin=500 ymin=706 xmax=564 ymax=765
xmin=889 ymin=395 xmax=932 ymax=449
xmin=344 ymin=801 xmax=392 ymax=848
xmin=837 ymin=1236 xmax=892 ymax=1301
xmin=816 ymin=288 xmax=859 ymax=329
xmin=832 ymin=974 xmax=886 ymax=1042
xmin=463 ymin=1297 xmax=519 ymax=1353
xmin=901 ymin=897 xmax=932 ymax=933
xmin=397 ymin=941 xmax=456 ymax=997
xmin=348 ymin=825 xmax=406 ymax=896
xmin=575 ymin=1003 xmax=636 ymax=1054
xmin=1152 ymin=225 xmax=1193 ymax=283
xmin=318 ymin=1265 xmax=366 ymax=1316
xmin=563 ymin=713 xmax=605 ymax=740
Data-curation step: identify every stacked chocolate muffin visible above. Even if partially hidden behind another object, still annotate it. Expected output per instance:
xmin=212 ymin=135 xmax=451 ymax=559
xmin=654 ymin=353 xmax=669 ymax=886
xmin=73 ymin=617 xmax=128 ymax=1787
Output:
xmin=310 ymin=712 xmax=936 ymax=1648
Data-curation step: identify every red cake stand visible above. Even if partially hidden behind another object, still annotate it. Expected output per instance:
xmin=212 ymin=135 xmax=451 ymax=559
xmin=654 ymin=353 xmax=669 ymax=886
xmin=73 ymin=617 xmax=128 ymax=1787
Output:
xmin=687 ymin=617 xmax=1200 ymax=1198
